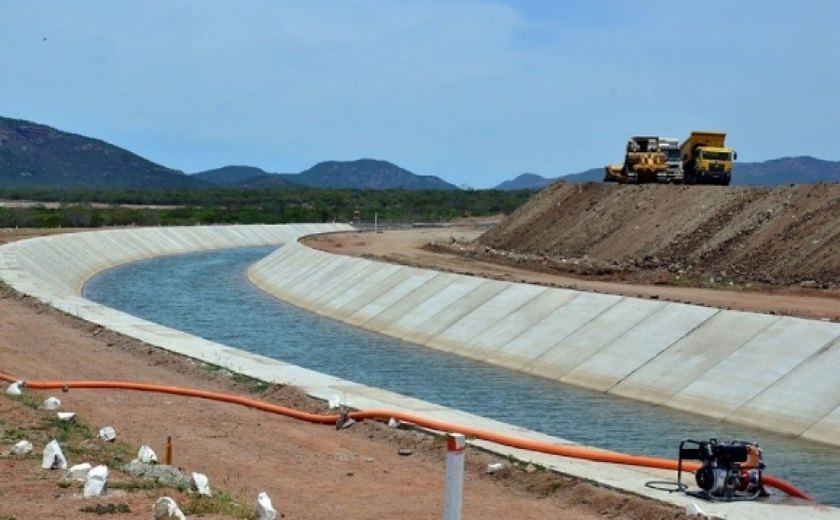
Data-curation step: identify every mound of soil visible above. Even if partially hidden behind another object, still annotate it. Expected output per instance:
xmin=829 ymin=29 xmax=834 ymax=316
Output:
xmin=473 ymin=183 xmax=839 ymax=288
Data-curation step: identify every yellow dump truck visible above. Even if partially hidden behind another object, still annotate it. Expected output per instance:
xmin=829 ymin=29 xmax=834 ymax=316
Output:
xmin=680 ymin=131 xmax=737 ymax=185
xmin=603 ymin=136 xmax=668 ymax=184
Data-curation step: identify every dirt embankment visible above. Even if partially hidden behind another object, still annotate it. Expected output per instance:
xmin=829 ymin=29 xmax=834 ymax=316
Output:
xmin=472 ymin=183 xmax=839 ymax=289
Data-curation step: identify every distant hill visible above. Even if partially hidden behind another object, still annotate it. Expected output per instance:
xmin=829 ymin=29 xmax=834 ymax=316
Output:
xmin=192 ymin=165 xmax=276 ymax=186
xmin=733 ymin=156 xmax=840 ymax=185
xmin=494 ymin=158 xmax=840 ymax=189
xmin=0 ymin=116 xmax=205 ymax=189
xmin=193 ymin=159 xmax=454 ymax=190
xmin=494 ymin=168 xmax=601 ymax=190
xmin=494 ymin=173 xmax=552 ymax=190
xmin=294 ymin=159 xmax=457 ymax=190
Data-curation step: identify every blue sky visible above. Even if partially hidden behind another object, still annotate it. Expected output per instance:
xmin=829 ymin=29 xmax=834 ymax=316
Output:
xmin=2 ymin=1 xmax=838 ymax=188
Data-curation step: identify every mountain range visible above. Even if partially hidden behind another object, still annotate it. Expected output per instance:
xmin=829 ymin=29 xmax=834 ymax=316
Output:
xmin=1 ymin=115 xmax=838 ymax=190
xmin=493 ymin=158 xmax=840 ymax=189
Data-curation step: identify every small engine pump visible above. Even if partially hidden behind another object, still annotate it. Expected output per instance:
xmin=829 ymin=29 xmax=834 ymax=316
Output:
xmin=677 ymin=439 xmax=767 ymax=501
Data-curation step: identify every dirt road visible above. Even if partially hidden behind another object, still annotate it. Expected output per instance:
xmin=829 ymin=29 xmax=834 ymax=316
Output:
xmin=303 ymin=226 xmax=840 ymax=322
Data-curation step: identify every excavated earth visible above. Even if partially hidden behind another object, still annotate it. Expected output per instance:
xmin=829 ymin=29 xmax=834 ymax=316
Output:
xmin=470 ymin=182 xmax=839 ymax=289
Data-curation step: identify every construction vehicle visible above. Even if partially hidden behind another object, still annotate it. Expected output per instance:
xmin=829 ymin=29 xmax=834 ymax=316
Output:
xmin=603 ymin=136 xmax=668 ymax=184
xmin=658 ymin=137 xmax=683 ymax=183
xmin=680 ymin=131 xmax=737 ymax=185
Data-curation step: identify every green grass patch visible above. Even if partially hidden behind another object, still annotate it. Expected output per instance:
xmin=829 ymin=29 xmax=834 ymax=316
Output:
xmin=79 ymin=503 xmax=131 ymax=515
xmin=231 ymin=373 xmax=270 ymax=394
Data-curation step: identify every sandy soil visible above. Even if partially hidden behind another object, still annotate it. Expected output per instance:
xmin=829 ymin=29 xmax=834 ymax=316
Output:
xmin=0 ymin=230 xmax=694 ymax=519
xmin=303 ymin=226 xmax=840 ymax=322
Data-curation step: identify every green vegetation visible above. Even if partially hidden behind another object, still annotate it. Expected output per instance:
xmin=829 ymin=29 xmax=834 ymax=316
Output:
xmin=0 ymin=187 xmax=534 ymax=228
xmin=180 ymin=492 xmax=258 ymax=519
xmin=231 ymin=372 xmax=270 ymax=394
xmin=79 ymin=503 xmax=131 ymax=515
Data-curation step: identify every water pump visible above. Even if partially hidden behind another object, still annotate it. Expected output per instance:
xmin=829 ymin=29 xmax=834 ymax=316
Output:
xmin=677 ymin=439 xmax=767 ymax=501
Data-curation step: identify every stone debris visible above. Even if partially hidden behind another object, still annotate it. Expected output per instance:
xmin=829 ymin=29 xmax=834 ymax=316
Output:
xmin=122 ymin=461 xmax=190 ymax=489
xmin=42 ymin=439 xmax=68 ymax=470
xmin=99 ymin=425 xmax=117 ymax=442
xmin=6 ymin=380 xmax=23 ymax=395
xmin=685 ymin=502 xmax=706 ymax=517
xmin=83 ymin=464 xmax=108 ymax=497
xmin=153 ymin=497 xmax=187 ymax=520
xmin=68 ymin=462 xmax=92 ymax=480
xmin=41 ymin=396 xmax=61 ymax=410
xmin=257 ymin=491 xmax=277 ymax=520
xmin=485 ymin=462 xmax=506 ymax=474
xmin=137 ymin=444 xmax=158 ymax=464
xmin=10 ymin=440 xmax=33 ymax=456
xmin=190 ymin=472 xmax=212 ymax=496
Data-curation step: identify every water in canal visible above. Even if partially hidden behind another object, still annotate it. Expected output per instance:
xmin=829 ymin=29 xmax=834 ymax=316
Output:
xmin=83 ymin=246 xmax=839 ymax=505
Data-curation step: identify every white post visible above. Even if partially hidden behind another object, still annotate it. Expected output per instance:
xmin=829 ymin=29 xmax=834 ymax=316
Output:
xmin=374 ymin=212 xmax=378 ymax=233
xmin=444 ymin=433 xmax=466 ymax=520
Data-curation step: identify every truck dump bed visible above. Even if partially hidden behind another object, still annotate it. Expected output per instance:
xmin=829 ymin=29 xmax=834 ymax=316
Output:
xmin=680 ymin=131 xmax=727 ymax=156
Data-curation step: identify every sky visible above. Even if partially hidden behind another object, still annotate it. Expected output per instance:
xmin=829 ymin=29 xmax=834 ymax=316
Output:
xmin=2 ymin=1 xmax=839 ymax=188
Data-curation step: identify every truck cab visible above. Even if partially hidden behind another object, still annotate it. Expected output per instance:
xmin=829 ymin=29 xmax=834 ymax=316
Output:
xmin=681 ymin=131 xmax=736 ymax=185
xmin=658 ymin=137 xmax=683 ymax=183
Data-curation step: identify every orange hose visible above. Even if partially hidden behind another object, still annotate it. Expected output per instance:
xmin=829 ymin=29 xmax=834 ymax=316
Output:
xmin=0 ymin=373 xmax=813 ymax=501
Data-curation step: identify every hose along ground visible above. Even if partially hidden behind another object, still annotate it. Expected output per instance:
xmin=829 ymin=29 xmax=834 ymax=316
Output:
xmin=0 ymin=372 xmax=813 ymax=502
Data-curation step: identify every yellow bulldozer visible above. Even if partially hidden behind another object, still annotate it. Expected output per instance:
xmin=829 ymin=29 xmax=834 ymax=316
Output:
xmin=604 ymin=136 xmax=668 ymax=184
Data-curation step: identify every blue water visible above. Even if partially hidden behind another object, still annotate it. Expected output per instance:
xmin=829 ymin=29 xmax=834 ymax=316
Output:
xmin=83 ymin=246 xmax=840 ymax=505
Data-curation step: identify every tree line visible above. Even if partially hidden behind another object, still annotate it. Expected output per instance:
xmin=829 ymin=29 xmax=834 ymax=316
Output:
xmin=0 ymin=187 xmax=536 ymax=228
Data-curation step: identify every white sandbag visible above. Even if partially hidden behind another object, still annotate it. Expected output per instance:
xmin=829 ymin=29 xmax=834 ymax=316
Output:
xmin=11 ymin=440 xmax=33 ymax=455
xmin=57 ymin=412 xmax=76 ymax=421
xmin=6 ymin=381 xmax=23 ymax=395
xmin=69 ymin=462 xmax=92 ymax=480
xmin=137 ymin=444 xmax=158 ymax=464
xmin=83 ymin=465 xmax=108 ymax=497
xmin=152 ymin=496 xmax=187 ymax=520
xmin=190 ymin=472 xmax=212 ymax=496
xmin=41 ymin=396 xmax=61 ymax=410
xmin=485 ymin=462 xmax=506 ymax=474
xmin=257 ymin=491 xmax=277 ymax=520
xmin=42 ymin=439 xmax=67 ymax=470
xmin=328 ymin=395 xmax=341 ymax=409
xmin=99 ymin=426 xmax=117 ymax=442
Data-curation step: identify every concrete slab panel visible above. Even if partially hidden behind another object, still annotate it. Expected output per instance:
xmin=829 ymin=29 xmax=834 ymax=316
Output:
xmin=305 ymin=256 xmax=379 ymax=309
xmin=400 ymin=279 xmax=508 ymax=348
xmin=524 ymin=297 xmax=666 ymax=381
xmin=431 ymin=283 xmax=547 ymax=355
xmin=667 ymin=317 xmax=840 ymax=420
xmin=324 ymin=263 xmax=405 ymax=320
xmin=380 ymin=274 xmax=483 ymax=339
xmin=487 ymin=291 xmax=621 ymax=371
xmin=563 ymin=303 xmax=719 ymax=392
xmin=363 ymin=273 xmax=453 ymax=337
xmin=267 ymin=253 xmax=351 ymax=304
xmin=724 ymin=335 xmax=840 ymax=436
xmin=611 ymin=310 xmax=779 ymax=405
xmin=345 ymin=268 xmax=439 ymax=326
xmin=465 ymin=288 xmax=577 ymax=358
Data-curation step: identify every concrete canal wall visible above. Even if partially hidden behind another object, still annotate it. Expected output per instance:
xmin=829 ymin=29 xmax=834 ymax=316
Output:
xmin=249 ymin=239 xmax=840 ymax=446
